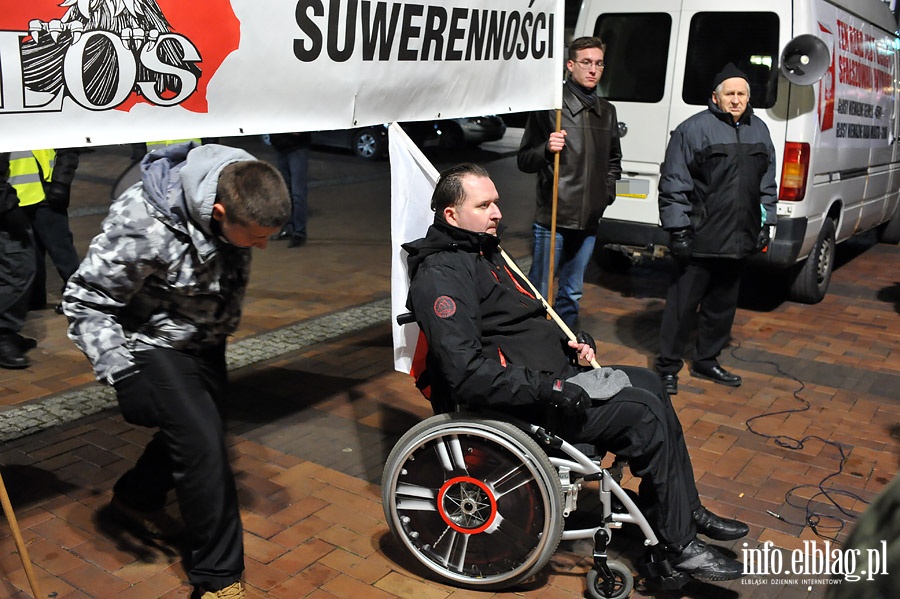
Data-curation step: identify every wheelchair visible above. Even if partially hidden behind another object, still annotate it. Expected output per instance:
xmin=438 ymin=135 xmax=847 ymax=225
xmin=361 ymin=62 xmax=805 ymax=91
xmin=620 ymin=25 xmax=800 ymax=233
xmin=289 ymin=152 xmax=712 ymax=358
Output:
xmin=381 ymin=409 xmax=691 ymax=598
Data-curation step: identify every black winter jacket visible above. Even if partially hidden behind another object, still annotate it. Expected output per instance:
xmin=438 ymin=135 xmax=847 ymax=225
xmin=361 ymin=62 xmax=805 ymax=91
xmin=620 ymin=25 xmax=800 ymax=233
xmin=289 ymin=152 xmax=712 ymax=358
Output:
xmin=658 ymin=100 xmax=777 ymax=259
xmin=404 ymin=219 xmax=576 ymax=412
xmin=518 ymin=83 xmax=622 ymax=232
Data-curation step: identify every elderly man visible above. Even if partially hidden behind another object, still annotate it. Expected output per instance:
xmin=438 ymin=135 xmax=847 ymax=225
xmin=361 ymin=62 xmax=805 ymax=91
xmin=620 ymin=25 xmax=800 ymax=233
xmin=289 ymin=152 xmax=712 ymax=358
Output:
xmin=655 ymin=64 xmax=777 ymax=395
xmin=404 ymin=162 xmax=749 ymax=582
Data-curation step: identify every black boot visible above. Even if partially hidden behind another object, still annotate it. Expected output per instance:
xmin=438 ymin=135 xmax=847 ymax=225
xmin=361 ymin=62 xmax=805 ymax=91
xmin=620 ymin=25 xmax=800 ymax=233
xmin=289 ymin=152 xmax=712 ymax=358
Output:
xmin=693 ymin=506 xmax=749 ymax=540
xmin=668 ymin=539 xmax=744 ymax=581
xmin=0 ymin=334 xmax=30 ymax=369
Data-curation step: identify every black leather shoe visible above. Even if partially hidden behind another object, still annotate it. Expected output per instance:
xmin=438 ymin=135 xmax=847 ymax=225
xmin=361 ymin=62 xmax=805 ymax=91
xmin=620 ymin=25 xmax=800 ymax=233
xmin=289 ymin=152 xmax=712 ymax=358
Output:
xmin=690 ymin=364 xmax=742 ymax=387
xmin=669 ymin=539 xmax=744 ymax=581
xmin=693 ymin=506 xmax=749 ymax=541
xmin=13 ymin=334 xmax=37 ymax=352
xmin=659 ymin=373 xmax=678 ymax=395
xmin=0 ymin=334 xmax=30 ymax=369
xmin=269 ymin=229 xmax=290 ymax=241
xmin=288 ymin=236 xmax=307 ymax=248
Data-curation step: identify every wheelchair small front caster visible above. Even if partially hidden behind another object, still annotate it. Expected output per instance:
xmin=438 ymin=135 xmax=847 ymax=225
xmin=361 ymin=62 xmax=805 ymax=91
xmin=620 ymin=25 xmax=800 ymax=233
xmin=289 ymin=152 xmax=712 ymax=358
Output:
xmin=585 ymin=560 xmax=633 ymax=599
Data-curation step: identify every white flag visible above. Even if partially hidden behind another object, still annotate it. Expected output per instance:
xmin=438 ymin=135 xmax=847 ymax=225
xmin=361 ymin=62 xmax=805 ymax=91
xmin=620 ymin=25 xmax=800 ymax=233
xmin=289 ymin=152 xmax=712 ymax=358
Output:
xmin=389 ymin=123 xmax=439 ymax=374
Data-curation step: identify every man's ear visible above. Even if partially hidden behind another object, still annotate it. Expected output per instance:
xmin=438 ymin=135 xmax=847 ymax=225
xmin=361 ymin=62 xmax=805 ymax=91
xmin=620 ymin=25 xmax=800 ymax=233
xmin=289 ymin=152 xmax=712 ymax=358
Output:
xmin=711 ymin=91 xmax=719 ymax=107
xmin=211 ymin=202 xmax=226 ymax=223
xmin=443 ymin=206 xmax=458 ymax=227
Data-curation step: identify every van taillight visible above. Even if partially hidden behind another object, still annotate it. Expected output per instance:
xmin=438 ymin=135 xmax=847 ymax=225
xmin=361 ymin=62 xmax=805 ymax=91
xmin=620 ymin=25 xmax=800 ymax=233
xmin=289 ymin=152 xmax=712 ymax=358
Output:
xmin=779 ymin=142 xmax=810 ymax=201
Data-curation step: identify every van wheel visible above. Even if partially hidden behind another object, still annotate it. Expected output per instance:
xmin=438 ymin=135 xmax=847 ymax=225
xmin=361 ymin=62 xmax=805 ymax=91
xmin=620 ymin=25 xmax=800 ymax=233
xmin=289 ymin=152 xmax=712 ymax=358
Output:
xmin=788 ymin=218 xmax=835 ymax=304
xmin=878 ymin=201 xmax=900 ymax=244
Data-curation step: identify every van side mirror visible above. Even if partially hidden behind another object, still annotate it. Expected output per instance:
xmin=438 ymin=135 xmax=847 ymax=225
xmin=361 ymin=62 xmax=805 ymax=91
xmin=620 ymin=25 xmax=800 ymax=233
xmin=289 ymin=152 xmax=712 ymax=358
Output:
xmin=780 ymin=34 xmax=830 ymax=85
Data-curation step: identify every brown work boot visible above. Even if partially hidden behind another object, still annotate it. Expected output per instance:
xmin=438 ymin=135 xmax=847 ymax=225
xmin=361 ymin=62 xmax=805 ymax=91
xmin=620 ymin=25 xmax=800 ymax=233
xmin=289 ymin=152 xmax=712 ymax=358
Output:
xmin=109 ymin=496 xmax=184 ymax=540
xmin=197 ymin=582 xmax=246 ymax=598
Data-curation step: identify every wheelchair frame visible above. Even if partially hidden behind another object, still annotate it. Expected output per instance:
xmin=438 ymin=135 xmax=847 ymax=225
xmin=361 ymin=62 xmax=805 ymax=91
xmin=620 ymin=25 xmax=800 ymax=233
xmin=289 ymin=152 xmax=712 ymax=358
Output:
xmin=382 ymin=411 xmax=688 ymax=599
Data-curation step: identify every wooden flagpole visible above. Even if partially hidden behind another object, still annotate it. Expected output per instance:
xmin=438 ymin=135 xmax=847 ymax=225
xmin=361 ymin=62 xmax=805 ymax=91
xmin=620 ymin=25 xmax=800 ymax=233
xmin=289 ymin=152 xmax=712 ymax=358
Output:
xmin=0 ymin=470 xmax=44 ymax=598
xmin=547 ymin=108 xmax=562 ymax=306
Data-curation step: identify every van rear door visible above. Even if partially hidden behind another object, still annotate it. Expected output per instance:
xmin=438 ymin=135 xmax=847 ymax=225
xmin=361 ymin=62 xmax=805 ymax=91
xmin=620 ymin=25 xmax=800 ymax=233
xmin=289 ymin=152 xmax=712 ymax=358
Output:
xmin=581 ymin=1 xmax=682 ymax=230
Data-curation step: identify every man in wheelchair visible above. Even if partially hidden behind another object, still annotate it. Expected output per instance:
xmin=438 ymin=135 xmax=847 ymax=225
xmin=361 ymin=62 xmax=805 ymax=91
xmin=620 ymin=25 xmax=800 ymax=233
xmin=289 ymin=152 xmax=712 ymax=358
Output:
xmin=402 ymin=163 xmax=748 ymax=582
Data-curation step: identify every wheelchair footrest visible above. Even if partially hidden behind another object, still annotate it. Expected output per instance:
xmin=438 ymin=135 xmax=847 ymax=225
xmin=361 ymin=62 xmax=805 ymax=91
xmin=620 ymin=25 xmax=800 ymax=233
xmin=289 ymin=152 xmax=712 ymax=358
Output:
xmin=636 ymin=551 xmax=691 ymax=591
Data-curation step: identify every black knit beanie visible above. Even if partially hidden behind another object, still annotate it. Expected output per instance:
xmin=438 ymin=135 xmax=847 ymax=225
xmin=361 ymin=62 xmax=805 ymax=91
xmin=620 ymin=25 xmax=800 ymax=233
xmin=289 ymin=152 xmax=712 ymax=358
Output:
xmin=711 ymin=63 xmax=750 ymax=91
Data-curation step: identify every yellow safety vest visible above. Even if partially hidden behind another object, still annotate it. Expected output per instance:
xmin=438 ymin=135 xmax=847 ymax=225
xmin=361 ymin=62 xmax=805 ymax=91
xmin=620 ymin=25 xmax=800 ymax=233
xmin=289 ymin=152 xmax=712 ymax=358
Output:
xmin=9 ymin=149 xmax=55 ymax=207
xmin=146 ymin=139 xmax=201 ymax=153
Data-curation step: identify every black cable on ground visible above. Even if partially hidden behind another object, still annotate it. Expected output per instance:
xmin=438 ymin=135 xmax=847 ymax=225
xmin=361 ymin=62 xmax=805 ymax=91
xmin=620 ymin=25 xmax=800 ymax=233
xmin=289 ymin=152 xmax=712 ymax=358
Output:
xmin=729 ymin=340 xmax=870 ymax=543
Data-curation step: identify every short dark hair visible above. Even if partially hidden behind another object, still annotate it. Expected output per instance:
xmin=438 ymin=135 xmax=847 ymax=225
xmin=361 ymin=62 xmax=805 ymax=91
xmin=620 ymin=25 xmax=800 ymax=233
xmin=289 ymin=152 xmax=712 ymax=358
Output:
xmin=431 ymin=163 xmax=490 ymax=213
xmin=216 ymin=160 xmax=291 ymax=227
xmin=568 ymin=36 xmax=605 ymax=61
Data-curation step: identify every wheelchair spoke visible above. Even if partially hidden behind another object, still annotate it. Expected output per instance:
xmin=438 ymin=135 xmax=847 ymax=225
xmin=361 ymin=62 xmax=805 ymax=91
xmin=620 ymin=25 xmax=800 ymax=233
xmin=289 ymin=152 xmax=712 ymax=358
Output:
xmin=434 ymin=528 xmax=471 ymax=573
xmin=433 ymin=435 xmax=468 ymax=475
xmin=486 ymin=462 xmax=534 ymax=498
xmin=395 ymin=483 xmax=437 ymax=511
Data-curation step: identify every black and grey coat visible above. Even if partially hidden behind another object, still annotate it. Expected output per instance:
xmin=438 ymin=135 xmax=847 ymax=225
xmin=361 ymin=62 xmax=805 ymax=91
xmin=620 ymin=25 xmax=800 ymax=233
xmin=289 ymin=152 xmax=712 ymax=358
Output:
xmin=658 ymin=100 xmax=778 ymax=259
xmin=63 ymin=143 xmax=257 ymax=384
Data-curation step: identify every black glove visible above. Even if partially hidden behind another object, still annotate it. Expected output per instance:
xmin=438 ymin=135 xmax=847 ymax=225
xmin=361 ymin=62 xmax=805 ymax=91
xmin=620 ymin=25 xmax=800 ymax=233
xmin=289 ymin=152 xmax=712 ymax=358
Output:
xmin=539 ymin=378 xmax=591 ymax=416
xmin=575 ymin=330 xmax=596 ymax=352
xmin=0 ymin=206 xmax=31 ymax=242
xmin=668 ymin=228 xmax=693 ymax=260
xmin=43 ymin=181 xmax=71 ymax=210
xmin=113 ymin=370 xmax=159 ymax=427
xmin=755 ymin=225 xmax=771 ymax=253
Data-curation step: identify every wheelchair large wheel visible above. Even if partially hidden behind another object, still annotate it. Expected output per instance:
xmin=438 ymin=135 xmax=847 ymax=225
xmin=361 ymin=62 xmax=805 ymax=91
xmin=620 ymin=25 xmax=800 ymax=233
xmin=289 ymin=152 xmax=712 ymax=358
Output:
xmin=382 ymin=413 xmax=564 ymax=590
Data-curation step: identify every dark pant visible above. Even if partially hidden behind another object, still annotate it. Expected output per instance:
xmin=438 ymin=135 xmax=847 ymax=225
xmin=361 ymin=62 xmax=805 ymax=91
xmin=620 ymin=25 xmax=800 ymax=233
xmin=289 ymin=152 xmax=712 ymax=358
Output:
xmin=113 ymin=347 xmax=243 ymax=591
xmin=569 ymin=365 xmax=701 ymax=547
xmin=655 ymin=257 xmax=744 ymax=374
xmin=0 ymin=226 xmax=36 ymax=333
xmin=22 ymin=202 xmax=80 ymax=306
xmin=275 ymin=146 xmax=309 ymax=241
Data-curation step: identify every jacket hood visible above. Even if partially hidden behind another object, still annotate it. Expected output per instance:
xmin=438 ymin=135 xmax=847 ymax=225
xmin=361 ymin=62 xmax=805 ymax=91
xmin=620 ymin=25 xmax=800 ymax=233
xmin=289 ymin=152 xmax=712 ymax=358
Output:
xmin=403 ymin=217 xmax=503 ymax=279
xmin=140 ymin=142 xmax=257 ymax=236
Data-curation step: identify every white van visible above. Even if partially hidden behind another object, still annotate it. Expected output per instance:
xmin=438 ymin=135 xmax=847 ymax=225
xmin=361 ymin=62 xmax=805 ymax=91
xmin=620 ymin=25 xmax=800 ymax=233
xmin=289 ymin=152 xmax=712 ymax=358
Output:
xmin=577 ymin=0 xmax=900 ymax=303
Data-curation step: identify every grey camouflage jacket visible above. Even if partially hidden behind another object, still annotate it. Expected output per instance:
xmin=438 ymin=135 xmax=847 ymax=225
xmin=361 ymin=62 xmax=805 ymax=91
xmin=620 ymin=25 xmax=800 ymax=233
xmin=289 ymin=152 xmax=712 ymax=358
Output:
xmin=63 ymin=143 xmax=257 ymax=384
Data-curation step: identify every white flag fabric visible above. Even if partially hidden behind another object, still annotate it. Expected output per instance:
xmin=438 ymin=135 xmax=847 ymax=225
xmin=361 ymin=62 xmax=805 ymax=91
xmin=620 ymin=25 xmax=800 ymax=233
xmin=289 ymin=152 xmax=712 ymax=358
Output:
xmin=389 ymin=122 xmax=439 ymax=374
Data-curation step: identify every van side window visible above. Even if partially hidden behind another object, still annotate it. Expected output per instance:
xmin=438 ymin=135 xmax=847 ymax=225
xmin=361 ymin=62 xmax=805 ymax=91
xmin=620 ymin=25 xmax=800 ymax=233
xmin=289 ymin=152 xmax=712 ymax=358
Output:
xmin=593 ymin=13 xmax=672 ymax=103
xmin=684 ymin=12 xmax=780 ymax=109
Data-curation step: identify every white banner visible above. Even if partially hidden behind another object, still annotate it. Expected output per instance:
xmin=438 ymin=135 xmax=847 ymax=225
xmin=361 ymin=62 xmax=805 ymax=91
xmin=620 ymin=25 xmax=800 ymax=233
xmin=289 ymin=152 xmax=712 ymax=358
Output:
xmin=388 ymin=122 xmax=437 ymax=374
xmin=0 ymin=0 xmax=564 ymax=152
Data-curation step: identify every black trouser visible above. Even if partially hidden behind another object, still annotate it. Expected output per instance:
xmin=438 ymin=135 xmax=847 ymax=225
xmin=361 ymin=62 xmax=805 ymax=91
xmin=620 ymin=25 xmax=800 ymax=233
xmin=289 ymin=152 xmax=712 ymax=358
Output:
xmin=655 ymin=257 xmax=744 ymax=375
xmin=113 ymin=347 xmax=243 ymax=591
xmin=22 ymin=202 xmax=80 ymax=306
xmin=568 ymin=365 xmax=701 ymax=547
xmin=0 ymin=226 xmax=36 ymax=333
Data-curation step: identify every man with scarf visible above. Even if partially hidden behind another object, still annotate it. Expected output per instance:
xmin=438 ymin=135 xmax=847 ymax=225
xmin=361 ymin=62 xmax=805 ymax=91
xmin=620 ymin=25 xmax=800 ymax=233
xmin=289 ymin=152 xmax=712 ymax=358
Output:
xmin=518 ymin=36 xmax=622 ymax=329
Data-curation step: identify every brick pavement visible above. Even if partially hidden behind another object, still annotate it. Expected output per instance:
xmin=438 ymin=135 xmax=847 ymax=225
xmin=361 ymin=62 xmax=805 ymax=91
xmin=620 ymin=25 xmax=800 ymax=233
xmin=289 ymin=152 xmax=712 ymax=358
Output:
xmin=0 ymin=137 xmax=898 ymax=598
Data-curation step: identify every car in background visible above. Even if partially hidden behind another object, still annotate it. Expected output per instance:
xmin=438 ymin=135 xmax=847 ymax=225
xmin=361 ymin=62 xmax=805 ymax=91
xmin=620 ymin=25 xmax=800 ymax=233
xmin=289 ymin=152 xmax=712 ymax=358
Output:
xmin=311 ymin=116 xmax=506 ymax=160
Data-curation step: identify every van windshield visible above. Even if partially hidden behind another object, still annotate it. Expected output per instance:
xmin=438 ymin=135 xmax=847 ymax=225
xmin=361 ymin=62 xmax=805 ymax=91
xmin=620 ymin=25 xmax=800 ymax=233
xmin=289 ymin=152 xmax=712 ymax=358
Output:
xmin=593 ymin=13 xmax=672 ymax=103
xmin=684 ymin=12 xmax=780 ymax=108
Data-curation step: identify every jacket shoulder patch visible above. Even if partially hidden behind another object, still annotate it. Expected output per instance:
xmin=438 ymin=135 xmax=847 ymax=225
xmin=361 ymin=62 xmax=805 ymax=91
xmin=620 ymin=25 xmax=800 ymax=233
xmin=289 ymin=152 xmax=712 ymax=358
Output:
xmin=433 ymin=296 xmax=457 ymax=318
